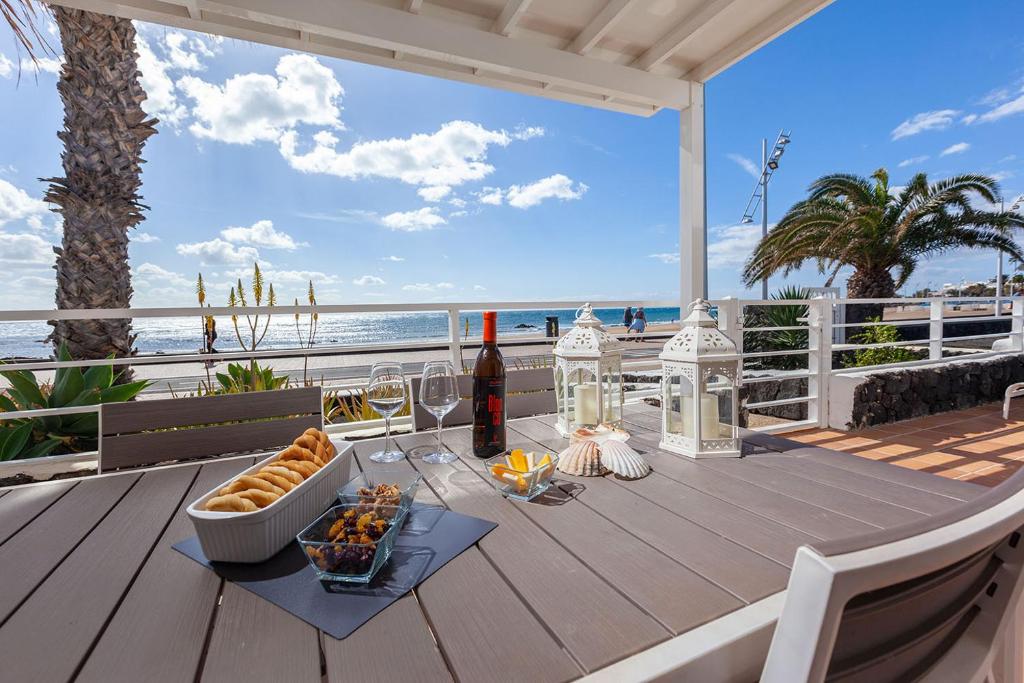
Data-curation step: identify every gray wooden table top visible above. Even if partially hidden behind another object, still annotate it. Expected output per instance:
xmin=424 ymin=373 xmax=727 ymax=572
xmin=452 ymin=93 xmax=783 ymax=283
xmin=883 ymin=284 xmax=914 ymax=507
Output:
xmin=0 ymin=403 xmax=986 ymax=682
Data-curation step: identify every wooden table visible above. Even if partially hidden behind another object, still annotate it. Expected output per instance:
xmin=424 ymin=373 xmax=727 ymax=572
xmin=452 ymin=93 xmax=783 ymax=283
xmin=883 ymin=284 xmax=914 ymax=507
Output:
xmin=0 ymin=404 xmax=986 ymax=682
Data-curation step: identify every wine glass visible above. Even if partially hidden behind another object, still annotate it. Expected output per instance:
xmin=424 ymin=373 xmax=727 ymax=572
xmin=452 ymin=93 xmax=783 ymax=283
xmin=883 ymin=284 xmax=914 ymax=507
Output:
xmin=418 ymin=361 xmax=460 ymax=464
xmin=367 ymin=361 xmax=407 ymax=463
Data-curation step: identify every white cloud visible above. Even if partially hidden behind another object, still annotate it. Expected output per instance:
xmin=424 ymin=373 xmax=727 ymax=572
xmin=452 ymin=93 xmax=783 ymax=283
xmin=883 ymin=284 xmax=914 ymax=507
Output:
xmin=223 ymin=267 xmax=340 ymax=285
xmin=890 ymin=109 xmax=960 ymax=140
xmin=176 ymin=238 xmax=260 ymax=265
xmin=977 ymin=93 xmax=1024 ymax=124
xmin=505 ymin=174 xmax=587 ymax=209
xmin=991 ymin=170 xmax=1015 ymax=182
xmin=220 ymin=219 xmax=305 ymax=250
xmin=940 ymin=142 xmax=970 ymax=156
xmin=897 ymin=155 xmax=929 ymax=168
xmin=726 ymin=153 xmax=760 ymax=179
xmin=20 ymin=56 xmax=62 ymax=75
xmin=449 ymin=197 xmax=467 ymax=208
xmin=0 ymin=232 xmax=54 ymax=265
xmin=648 ymin=253 xmax=680 ymax=264
xmin=707 ymin=223 xmax=764 ymax=268
xmin=449 ymin=210 xmax=468 ymax=217
xmin=0 ymin=178 xmax=49 ymax=227
xmin=136 ymin=36 xmax=187 ymax=128
xmin=380 ymin=207 xmax=446 ymax=231
xmin=279 ymin=120 xmax=542 ymax=188
xmin=473 ymin=284 xmax=487 ymax=291
xmin=134 ymin=231 xmax=160 ymax=243
xmin=979 ymin=86 xmax=1013 ymax=107
xmin=353 ymin=275 xmax=386 ymax=286
xmin=164 ymin=32 xmax=211 ymax=71
xmin=417 ymin=185 xmax=452 ymax=202
xmin=134 ymin=262 xmax=191 ymax=287
xmin=476 ymin=187 xmax=504 ymax=205
xmin=380 ymin=255 xmax=405 ymax=262
xmin=402 ymin=282 xmax=454 ymax=292
xmin=0 ymin=53 xmax=12 ymax=78
xmin=961 ymin=114 xmax=978 ymax=125
xmin=179 ymin=53 xmax=344 ymax=144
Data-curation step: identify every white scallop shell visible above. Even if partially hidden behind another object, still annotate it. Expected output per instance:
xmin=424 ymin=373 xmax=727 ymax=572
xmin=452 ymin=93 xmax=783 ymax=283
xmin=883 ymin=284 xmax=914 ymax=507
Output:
xmin=599 ymin=440 xmax=650 ymax=479
xmin=557 ymin=440 xmax=605 ymax=476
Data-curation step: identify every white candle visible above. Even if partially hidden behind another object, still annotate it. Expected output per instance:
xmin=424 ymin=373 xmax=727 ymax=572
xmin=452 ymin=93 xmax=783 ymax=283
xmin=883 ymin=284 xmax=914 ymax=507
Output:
xmin=574 ymin=382 xmax=598 ymax=426
xmin=681 ymin=393 xmax=721 ymax=439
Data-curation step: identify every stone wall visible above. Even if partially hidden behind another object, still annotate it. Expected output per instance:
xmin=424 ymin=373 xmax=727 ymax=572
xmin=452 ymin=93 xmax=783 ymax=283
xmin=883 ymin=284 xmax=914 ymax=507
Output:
xmin=843 ymin=354 xmax=1024 ymax=429
xmin=740 ymin=376 xmax=809 ymax=422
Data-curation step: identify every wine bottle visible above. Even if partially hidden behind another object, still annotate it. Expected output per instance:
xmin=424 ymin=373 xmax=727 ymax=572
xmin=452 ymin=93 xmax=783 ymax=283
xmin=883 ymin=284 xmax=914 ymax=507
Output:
xmin=472 ymin=311 xmax=506 ymax=458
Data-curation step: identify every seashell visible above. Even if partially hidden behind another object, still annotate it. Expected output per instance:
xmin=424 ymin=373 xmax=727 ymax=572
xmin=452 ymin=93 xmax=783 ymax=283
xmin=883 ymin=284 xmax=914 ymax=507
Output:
xmin=599 ymin=441 xmax=650 ymax=479
xmin=571 ymin=423 xmax=630 ymax=445
xmin=557 ymin=441 xmax=605 ymax=477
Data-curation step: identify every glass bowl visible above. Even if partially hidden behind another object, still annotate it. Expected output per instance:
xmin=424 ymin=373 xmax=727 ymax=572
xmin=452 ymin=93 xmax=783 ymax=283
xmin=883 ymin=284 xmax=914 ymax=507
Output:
xmin=337 ymin=469 xmax=423 ymax=511
xmin=297 ymin=503 xmax=408 ymax=583
xmin=485 ymin=450 xmax=558 ymax=502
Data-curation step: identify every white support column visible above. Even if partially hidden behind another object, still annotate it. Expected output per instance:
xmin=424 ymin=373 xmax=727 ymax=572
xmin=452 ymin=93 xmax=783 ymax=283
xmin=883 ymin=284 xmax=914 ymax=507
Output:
xmin=929 ymin=299 xmax=943 ymax=360
xmin=447 ymin=307 xmax=463 ymax=371
xmin=1012 ymin=298 xmax=1024 ymax=352
xmin=807 ymin=297 xmax=831 ymax=428
xmin=679 ymin=82 xmax=707 ymax=317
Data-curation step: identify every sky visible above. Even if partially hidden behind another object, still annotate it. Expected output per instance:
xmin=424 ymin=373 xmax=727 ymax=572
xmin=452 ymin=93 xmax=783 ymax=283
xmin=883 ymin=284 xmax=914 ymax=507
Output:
xmin=0 ymin=0 xmax=1023 ymax=310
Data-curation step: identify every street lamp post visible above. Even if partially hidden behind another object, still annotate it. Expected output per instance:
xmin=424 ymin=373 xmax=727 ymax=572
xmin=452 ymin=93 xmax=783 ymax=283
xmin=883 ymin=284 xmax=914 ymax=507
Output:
xmin=740 ymin=130 xmax=791 ymax=300
xmin=996 ymin=194 xmax=1024 ymax=316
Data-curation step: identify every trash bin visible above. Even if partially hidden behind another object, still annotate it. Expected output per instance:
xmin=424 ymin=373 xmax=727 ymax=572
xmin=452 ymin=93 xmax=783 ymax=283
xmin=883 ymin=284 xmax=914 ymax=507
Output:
xmin=545 ymin=316 xmax=559 ymax=338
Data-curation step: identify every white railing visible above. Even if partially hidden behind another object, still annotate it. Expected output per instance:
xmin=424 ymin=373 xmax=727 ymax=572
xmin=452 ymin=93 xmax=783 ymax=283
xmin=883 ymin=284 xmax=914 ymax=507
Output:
xmin=1 ymin=296 xmax=1021 ymax=446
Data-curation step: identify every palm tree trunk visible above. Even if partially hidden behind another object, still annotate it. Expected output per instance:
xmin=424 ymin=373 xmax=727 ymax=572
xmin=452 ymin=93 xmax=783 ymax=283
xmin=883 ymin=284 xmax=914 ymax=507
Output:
xmin=845 ymin=267 xmax=897 ymax=325
xmin=44 ymin=8 xmax=157 ymax=376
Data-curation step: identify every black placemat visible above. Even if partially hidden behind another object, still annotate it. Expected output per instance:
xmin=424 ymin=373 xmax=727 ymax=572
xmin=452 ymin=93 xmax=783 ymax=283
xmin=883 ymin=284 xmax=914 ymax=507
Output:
xmin=173 ymin=504 xmax=496 ymax=639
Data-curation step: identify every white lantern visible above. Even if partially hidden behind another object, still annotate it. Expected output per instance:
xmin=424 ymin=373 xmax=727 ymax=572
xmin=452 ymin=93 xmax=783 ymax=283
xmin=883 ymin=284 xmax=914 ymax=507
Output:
xmin=659 ymin=299 xmax=742 ymax=458
xmin=553 ymin=303 xmax=624 ymax=436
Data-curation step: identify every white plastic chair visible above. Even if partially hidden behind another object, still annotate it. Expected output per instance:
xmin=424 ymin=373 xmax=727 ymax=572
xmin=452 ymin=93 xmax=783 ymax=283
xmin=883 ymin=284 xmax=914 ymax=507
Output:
xmin=761 ymin=467 xmax=1024 ymax=682
xmin=1004 ymin=382 xmax=1024 ymax=419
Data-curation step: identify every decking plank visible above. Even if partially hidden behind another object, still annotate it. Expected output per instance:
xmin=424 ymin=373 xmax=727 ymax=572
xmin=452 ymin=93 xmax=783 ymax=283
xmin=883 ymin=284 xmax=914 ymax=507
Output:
xmin=351 ymin=440 xmax=581 ymax=683
xmin=396 ymin=431 xmax=676 ymax=669
xmin=0 ymin=473 xmax=138 ymax=624
xmin=0 ymin=465 xmax=196 ymax=682
xmin=200 ymin=581 xmax=321 ymax=683
xmin=510 ymin=418 xmax=817 ymax=566
xmin=78 ymin=458 xmax=255 ymax=683
xmin=0 ymin=479 xmax=76 ymax=545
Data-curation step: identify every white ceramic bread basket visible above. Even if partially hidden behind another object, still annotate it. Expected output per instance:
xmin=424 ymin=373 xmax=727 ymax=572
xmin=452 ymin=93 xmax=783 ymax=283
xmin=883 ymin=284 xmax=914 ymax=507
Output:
xmin=187 ymin=436 xmax=353 ymax=563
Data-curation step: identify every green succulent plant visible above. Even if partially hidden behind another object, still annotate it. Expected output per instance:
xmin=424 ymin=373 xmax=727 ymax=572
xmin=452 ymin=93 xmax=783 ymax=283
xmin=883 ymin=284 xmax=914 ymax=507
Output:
xmin=207 ymin=360 xmax=290 ymax=394
xmin=0 ymin=343 xmax=151 ymax=461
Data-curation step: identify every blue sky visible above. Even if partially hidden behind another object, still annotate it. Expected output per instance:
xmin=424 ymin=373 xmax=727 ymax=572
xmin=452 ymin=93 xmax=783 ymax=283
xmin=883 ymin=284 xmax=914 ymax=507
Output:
xmin=0 ymin=0 xmax=1022 ymax=310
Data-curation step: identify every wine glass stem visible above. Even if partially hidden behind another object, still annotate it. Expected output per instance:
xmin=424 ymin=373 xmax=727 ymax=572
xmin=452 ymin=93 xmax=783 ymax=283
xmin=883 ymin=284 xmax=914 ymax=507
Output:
xmin=384 ymin=415 xmax=392 ymax=454
xmin=436 ymin=415 xmax=444 ymax=454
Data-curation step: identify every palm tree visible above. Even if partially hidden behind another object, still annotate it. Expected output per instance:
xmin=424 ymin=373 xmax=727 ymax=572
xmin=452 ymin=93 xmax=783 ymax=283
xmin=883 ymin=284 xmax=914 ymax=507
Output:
xmin=44 ymin=7 xmax=157 ymax=368
xmin=743 ymin=169 xmax=1024 ymax=322
xmin=2 ymin=0 xmax=49 ymax=61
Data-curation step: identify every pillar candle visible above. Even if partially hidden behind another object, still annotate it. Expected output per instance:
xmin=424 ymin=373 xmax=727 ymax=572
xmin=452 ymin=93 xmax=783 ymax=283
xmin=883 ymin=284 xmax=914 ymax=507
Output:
xmin=681 ymin=394 xmax=721 ymax=439
xmin=574 ymin=382 xmax=598 ymax=426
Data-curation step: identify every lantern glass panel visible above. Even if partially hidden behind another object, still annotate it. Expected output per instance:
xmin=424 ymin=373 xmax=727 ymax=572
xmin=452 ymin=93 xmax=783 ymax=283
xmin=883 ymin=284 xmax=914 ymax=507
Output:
xmin=701 ymin=373 xmax=735 ymax=440
xmin=567 ymin=367 xmax=598 ymax=428
xmin=602 ymin=366 xmax=622 ymax=424
xmin=554 ymin=366 xmax=566 ymax=422
xmin=664 ymin=373 xmax=691 ymax=435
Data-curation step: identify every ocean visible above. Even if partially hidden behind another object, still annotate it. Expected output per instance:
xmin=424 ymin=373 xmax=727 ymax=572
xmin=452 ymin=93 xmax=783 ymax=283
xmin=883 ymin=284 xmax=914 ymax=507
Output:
xmin=0 ymin=306 xmax=680 ymax=359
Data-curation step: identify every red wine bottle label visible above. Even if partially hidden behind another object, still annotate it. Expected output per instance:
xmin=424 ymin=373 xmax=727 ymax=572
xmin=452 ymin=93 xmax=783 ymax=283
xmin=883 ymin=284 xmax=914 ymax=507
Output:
xmin=473 ymin=376 xmax=506 ymax=456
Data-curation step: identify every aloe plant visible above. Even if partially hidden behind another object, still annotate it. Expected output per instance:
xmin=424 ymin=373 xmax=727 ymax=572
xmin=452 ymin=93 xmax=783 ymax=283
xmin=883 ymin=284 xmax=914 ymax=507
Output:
xmin=0 ymin=343 xmax=150 ymax=460
xmin=206 ymin=360 xmax=290 ymax=394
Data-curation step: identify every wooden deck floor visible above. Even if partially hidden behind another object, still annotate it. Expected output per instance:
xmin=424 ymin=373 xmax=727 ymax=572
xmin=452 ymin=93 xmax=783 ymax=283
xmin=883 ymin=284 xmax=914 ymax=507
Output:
xmin=0 ymin=404 xmax=984 ymax=682
xmin=787 ymin=401 xmax=1024 ymax=488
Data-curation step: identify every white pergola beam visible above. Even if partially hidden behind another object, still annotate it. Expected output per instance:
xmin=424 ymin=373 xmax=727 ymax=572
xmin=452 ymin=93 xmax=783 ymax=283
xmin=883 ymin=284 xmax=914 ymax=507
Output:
xmin=679 ymin=82 xmax=706 ymax=311
xmin=569 ymin=0 xmax=636 ymax=55
xmin=684 ymin=0 xmax=834 ymax=81
xmin=492 ymin=0 xmax=532 ymax=37
xmin=403 ymin=0 xmax=422 ymax=13
xmin=634 ymin=0 xmax=737 ymax=72
xmin=191 ymin=0 xmax=690 ymax=108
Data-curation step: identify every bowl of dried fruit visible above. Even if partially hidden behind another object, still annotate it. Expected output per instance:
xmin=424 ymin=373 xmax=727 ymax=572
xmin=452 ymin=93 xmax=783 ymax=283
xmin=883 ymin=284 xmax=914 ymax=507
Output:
xmin=297 ymin=503 xmax=408 ymax=583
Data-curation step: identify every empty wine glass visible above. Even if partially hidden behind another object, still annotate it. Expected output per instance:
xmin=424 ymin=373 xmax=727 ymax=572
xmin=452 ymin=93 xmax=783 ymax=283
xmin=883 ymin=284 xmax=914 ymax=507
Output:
xmin=418 ymin=361 xmax=460 ymax=464
xmin=367 ymin=361 xmax=407 ymax=463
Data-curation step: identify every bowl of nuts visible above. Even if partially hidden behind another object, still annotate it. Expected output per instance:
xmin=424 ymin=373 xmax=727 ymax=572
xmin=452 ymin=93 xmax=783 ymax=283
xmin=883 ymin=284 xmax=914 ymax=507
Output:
xmin=337 ymin=469 xmax=422 ymax=512
xmin=297 ymin=503 xmax=408 ymax=583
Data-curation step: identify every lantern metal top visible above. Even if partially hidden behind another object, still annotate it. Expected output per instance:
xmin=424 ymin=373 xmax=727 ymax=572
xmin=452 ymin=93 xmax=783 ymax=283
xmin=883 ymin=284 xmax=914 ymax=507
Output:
xmin=553 ymin=303 xmax=622 ymax=358
xmin=660 ymin=299 xmax=739 ymax=362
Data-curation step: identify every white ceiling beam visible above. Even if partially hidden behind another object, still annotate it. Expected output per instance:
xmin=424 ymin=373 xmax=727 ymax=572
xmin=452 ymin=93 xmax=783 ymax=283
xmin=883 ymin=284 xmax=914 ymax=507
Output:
xmin=196 ymin=0 xmax=690 ymax=107
xmin=492 ymin=0 xmax=532 ymax=37
xmin=569 ymin=0 xmax=637 ymax=55
xmin=633 ymin=0 xmax=737 ymax=71
xmin=683 ymin=0 xmax=834 ymax=81
xmin=183 ymin=0 xmax=200 ymax=19
xmin=403 ymin=0 xmax=422 ymax=13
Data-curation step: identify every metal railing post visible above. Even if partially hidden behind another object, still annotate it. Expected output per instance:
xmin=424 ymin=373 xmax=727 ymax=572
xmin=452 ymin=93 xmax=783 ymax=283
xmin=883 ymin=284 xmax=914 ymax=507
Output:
xmin=447 ymin=307 xmax=463 ymax=372
xmin=929 ymin=299 xmax=944 ymax=360
xmin=807 ymin=296 xmax=831 ymax=428
xmin=1012 ymin=298 xmax=1024 ymax=352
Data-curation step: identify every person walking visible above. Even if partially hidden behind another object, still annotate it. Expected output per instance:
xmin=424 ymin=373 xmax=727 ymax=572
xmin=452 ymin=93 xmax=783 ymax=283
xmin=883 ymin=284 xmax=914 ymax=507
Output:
xmin=203 ymin=306 xmax=218 ymax=367
xmin=623 ymin=306 xmax=634 ymax=329
xmin=628 ymin=306 xmax=647 ymax=340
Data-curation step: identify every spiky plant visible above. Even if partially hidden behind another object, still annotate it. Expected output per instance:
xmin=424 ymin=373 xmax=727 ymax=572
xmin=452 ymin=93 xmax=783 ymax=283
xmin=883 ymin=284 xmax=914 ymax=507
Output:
xmin=228 ymin=263 xmax=276 ymax=352
xmin=294 ymin=280 xmax=319 ymax=382
xmin=743 ymin=169 xmax=1024 ymax=322
xmin=744 ymin=286 xmax=810 ymax=371
xmin=45 ymin=8 xmax=157 ymax=374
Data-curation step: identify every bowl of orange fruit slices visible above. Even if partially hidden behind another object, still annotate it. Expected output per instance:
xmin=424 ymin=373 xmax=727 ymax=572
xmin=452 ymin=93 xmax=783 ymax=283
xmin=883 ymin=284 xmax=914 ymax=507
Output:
xmin=485 ymin=449 xmax=558 ymax=501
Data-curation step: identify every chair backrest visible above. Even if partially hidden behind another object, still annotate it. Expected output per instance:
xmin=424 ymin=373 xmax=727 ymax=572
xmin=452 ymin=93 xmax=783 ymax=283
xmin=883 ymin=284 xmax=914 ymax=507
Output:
xmin=99 ymin=386 xmax=323 ymax=471
xmin=409 ymin=367 xmax=556 ymax=431
xmin=762 ymin=468 xmax=1024 ymax=683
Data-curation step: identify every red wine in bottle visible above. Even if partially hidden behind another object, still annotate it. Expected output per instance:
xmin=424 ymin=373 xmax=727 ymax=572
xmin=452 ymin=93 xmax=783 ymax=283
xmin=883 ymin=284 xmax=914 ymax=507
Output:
xmin=472 ymin=311 xmax=506 ymax=458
